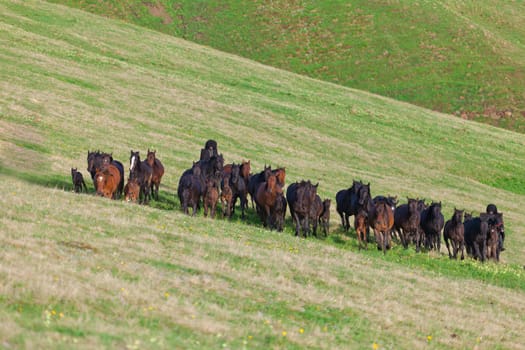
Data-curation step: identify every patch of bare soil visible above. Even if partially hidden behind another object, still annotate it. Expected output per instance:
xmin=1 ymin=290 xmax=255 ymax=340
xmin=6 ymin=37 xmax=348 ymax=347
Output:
xmin=144 ymin=2 xmax=173 ymax=25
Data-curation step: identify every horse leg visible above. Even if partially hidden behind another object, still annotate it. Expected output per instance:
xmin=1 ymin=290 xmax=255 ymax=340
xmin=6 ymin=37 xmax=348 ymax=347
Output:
xmin=382 ymin=231 xmax=387 ymax=254
xmin=452 ymin=239 xmax=459 ymax=259
xmin=444 ymin=236 xmax=452 ymax=258
xmin=150 ymin=182 xmax=154 ymax=201
xmin=212 ymin=202 xmax=217 ymax=219
xmin=364 ymin=225 xmax=368 ymax=249
xmin=357 ymin=229 xmax=363 ymax=250
xmin=265 ymin=205 xmax=272 ymax=230
xmin=338 ymin=210 xmax=345 ymax=230
xmin=240 ymin=193 xmax=247 ymax=219
xmin=374 ymin=228 xmax=381 ymax=250
xmin=293 ymin=213 xmax=301 ymax=237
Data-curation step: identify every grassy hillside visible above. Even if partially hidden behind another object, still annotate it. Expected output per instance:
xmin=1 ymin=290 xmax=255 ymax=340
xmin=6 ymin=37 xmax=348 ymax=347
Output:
xmin=1 ymin=0 xmax=525 ymax=349
xmin=47 ymin=0 xmax=525 ymax=133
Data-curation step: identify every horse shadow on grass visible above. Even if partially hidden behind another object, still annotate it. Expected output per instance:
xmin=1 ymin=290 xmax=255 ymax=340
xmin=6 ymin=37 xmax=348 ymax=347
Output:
xmin=1 ymin=166 xmax=71 ymax=191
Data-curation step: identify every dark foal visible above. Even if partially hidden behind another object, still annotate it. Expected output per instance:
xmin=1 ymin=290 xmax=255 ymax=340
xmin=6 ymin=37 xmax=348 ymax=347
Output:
xmin=71 ymin=168 xmax=87 ymax=193
xmin=204 ymin=178 xmax=219 ymax=218
xmin=443 ymin=208 xmax=465 ymax=260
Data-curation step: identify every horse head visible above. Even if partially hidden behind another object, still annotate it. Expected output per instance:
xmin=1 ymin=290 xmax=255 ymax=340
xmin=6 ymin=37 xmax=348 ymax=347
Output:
xmin=129 ymin=150 xmax=140 ymax=172
xmin=453 ymin=208 xmax=464 ymax=223
xmin=146 ymin=149 xmax=156 ymax=167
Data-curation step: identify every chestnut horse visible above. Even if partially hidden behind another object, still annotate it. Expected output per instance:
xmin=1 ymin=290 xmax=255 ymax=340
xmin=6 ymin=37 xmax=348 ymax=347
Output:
xmin=255 ymin=174 xmax=282 ymax=229
xmin=94 ymin=164 xmax=121 ymax=199
xmin=273 ymin=167 xmax=286 ymax=187
xmin=146 ymin=149 xmax=164 ymax=201
xmin=87 ymin=150 xmax=124 ymax=197
xmin=124 ymin=177 xmax=140 ymax=203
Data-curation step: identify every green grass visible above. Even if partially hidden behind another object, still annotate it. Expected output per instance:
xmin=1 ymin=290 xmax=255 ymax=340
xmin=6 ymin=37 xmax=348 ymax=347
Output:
xmin=1 ymin=0 xmax=525 ymax=349
xmin=47 ymin=0 xmax=525 ymax=133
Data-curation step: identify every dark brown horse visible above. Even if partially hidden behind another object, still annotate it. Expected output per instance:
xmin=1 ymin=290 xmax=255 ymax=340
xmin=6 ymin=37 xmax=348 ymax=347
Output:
xmin=146 ymin=149 xmax=164 ymax=200
xmin=230 ymin=163 xmax=248 ymax=219
xmin=287 ymin=180 xmax=318 ymax=237
xmin=272 ymin=191 xmax=287 ymax=232
xmin=220 ymin=174 xmax=233 ymax=218
xmin=368 ymin=198 xmax=394 ymax=254
xmin=320 ymin=199 xmax=331 ymax=236
xmin=394 ymin=198 xmax=421 ymax=249
xmin=129 ymin=150 xmax=153 ymax=204
xmin=203 ymin=178 xmax=219 ymax=218
xmin=443 ymin=208 xmax=465 ymax=260
xmin=179 ymin=169 xmax=202 ymax=216
xmin=486 ymin=213 xmax=504 ymax=262
xmin=94 ymin=164 xmax=121 ymax=199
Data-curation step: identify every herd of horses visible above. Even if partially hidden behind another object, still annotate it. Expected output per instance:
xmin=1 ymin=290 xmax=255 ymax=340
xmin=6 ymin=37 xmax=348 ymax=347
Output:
xmin=72 ymin=140 xmax=505 ymax=263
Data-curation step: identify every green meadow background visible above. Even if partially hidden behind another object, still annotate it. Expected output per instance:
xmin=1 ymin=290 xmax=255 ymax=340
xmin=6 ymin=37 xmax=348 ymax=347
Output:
xmin=1 ymin=1 xmax=525 ymax=349
xmin=48 ymin=0 xmax=525 ymax=133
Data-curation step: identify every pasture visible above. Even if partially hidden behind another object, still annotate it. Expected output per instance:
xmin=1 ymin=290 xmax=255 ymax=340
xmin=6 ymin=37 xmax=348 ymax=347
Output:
xmin=1 ymin=1 xmax=525 ymax=349
xmin=48 ymin=0 xmax=525 ymax=133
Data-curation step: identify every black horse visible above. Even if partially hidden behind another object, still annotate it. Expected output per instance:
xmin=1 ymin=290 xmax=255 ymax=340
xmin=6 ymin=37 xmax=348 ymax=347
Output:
xmin=335 ymin=180 xmax=371 ymax=232
xmin=464 ymin=213 xmax=494 ymax=262
xmin=486 ymin=203 xmax=505 ymax=252
xmin=443 ymin=208 xmax=465 ymax=260
xmin=200 ymin=139 xmax=219 ymax=161
xmin=419 ymin=201 xmax=444 ymax=252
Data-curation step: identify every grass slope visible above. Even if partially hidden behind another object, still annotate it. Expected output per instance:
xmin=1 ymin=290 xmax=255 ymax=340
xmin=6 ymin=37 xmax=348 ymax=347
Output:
xmin=47 ymin=0 xmax=525 ymax=133
xmin=1 ymin=0 xmax=525 ymax=349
